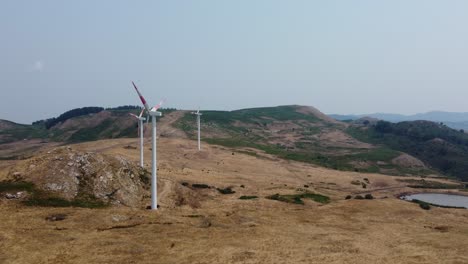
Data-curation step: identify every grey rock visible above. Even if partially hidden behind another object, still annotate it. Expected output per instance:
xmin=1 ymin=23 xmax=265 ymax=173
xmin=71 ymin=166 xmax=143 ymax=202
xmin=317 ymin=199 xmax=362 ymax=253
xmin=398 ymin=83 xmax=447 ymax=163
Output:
xmin=111 ymin=215 xmax=129 ymax=222
xmin=15 ymin=148 xmax=151 ymax=207
xmin=5 ymin=193 xmax=17 ymax=199
xmin=46 ymin=214 xmax=67 ymax=221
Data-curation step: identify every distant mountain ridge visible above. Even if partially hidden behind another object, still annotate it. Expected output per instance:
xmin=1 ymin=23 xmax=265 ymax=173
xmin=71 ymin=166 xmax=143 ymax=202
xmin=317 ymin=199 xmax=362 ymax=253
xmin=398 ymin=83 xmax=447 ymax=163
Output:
xmin=329 ymin=111 xmax=468 ymax=130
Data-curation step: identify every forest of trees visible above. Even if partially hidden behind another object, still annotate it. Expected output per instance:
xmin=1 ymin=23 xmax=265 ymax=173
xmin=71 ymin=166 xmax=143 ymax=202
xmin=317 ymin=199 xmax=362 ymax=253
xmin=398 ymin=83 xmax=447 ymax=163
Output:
xmin=43 ymin=107 xmax=104 ymax=129
xmin=351 ymin=120 xmax=468 ymax=180
xmin=374 ymin=120 xmax=468 ymax=146
xmin=32 ymin=106 xmax=179 ymax=128
xmin=105 ymin=105 xmax=141 ymax=111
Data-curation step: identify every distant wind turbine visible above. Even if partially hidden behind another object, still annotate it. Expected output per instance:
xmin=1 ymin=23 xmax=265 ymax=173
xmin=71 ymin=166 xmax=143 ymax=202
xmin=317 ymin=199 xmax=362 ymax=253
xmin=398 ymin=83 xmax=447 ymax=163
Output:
xmin=191 ymin=108 xmax=202 ymax=151
xmin=129 ymin=108 xmax=146 ymax=167
xmin=132 ymin=81 xmax=164 ymax=210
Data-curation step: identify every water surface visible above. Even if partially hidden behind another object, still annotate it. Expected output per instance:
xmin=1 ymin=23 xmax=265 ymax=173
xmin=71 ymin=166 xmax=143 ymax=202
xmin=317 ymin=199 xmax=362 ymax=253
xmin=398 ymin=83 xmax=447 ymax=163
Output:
xmin=401 ymin=193 xmax=468 ymax=208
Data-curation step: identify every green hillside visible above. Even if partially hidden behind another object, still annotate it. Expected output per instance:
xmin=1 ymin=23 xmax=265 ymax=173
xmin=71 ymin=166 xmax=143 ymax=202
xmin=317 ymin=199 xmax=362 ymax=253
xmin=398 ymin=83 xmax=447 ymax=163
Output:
xmin=0 ymin=107 xmax=175 ymax=144
xmin=0 ymin=121 xmax=49 ymax=144
xmin=175 ymin=106 xmax=435 ymax=177
xmin=348 ymin=120 xmax=468 ymax=181
xmin=5 ymin=105 xmax=468 ymax=181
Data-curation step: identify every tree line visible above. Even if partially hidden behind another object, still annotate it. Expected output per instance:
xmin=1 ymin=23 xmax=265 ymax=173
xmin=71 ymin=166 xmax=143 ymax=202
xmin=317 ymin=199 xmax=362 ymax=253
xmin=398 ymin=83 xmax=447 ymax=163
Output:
xmin=33 ymin=107 xmax=104 ymax=129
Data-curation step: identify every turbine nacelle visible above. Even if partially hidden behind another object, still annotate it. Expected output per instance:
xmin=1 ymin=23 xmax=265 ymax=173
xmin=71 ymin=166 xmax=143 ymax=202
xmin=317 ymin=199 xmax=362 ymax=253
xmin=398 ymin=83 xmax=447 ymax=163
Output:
xmin=129 ymin=114 xmax=146 ymax=121
xmin=192 ymin=108 xmax=202 ymax=151
xmin=149 ymin=111 xmax=162 ymax=117
xmin=129 ymin=108 xmax=147 ymax=121
xmin=191 ymin=108 xmax=202 ymax=116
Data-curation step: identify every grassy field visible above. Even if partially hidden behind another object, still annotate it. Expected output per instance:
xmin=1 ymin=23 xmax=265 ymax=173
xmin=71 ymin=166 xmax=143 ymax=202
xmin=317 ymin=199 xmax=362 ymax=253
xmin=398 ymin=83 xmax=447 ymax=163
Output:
xmin=1 ymin=137 xmax=468 ymax=263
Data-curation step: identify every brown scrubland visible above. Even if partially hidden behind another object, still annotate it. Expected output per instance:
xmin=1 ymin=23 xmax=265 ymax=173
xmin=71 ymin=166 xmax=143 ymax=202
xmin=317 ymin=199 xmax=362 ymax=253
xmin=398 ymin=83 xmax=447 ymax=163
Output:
xmin=0 ymin=136 xmax=467 ymax=264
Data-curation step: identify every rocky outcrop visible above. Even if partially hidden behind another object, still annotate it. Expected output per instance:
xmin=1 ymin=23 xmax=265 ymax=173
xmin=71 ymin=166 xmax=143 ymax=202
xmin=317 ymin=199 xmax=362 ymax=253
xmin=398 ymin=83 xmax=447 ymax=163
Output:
xmin=9 ymin=147 xmax=150 ymax=207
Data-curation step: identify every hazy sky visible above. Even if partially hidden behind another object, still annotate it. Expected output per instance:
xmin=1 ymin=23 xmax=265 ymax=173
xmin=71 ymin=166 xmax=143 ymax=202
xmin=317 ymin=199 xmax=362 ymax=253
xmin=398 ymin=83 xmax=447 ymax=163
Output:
xmin=2 ymin=1 xmax=468 ymax=124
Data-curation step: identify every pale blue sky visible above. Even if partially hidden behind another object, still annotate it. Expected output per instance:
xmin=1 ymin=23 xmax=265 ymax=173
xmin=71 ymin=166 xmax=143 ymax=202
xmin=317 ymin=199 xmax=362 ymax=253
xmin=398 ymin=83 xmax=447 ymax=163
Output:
xmin=1 ymin=1 xmax=468 ymax=123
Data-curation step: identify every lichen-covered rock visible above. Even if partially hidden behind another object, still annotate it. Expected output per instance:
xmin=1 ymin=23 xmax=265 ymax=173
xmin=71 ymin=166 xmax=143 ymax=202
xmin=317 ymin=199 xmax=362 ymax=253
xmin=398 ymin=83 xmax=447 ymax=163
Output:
xmin=9 ymin=147 xmax=150 ymax=207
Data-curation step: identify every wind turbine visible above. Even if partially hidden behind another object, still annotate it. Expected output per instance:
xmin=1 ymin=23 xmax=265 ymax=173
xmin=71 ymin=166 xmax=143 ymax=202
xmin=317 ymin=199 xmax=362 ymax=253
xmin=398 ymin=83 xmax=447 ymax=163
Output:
xmin=129 ymin=108 xmax=146 ymax=167
xmin=191 ymin=108 xmax=202 ymax=151
xmin=132 ymin=81 xmax=163 ymax=210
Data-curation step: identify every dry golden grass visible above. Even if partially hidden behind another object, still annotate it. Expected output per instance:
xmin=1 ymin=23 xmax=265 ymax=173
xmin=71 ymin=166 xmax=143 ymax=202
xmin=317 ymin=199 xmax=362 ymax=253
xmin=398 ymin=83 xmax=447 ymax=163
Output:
xmin=1 ymin=137 xmax=467 ymax=264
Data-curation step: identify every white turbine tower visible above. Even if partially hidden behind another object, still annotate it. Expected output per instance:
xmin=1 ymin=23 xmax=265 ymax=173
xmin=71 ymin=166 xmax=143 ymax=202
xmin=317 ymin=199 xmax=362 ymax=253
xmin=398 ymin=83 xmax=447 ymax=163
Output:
xmin=132 ymin=81 xmax=164 ymax=210
xmin=129 ymin=108 xmax=146 ymax=167
xmin=191 ymin=108 xmax=202 ymax=151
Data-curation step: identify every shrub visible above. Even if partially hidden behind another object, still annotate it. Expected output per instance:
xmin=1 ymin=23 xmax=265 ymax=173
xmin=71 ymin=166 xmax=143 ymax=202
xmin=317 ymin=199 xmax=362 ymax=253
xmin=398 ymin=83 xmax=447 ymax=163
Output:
xmin=354 ymin=195 xmax=364 ymax=200
xmin=0 ymin=181 xmax=35 ymax=192
xmin=293 ymin=196 xmax=303 ymax=204
xmin=24 ymin=196 xmax=106 ymax=208
xmin=239 ymin=196 xmax=258 ymax=200
xmin=419 ymin=203 xmax=431 ymax=210
xmin=345 ymin=195 xmax=352 ymax=200
xmin=1 ymin=180 xmax=106 ymax=208
xmin=217 ymin=187 xmax=235 ymax=194
xmin=139 ymin=171 xmax=150 ymax=185
xmin=267 ymin=193 xmax=293 ymax=203
xmin=396 ymin=179 xmax=461 ymax=189
xmin=266 ymin=192 xmax=330 ymax=205
xmin=411 ymin=199 xmax=431 ymax=210
xmin=364 ymin=194 xmax=374 ymax=200
xmin=192 ymin=184 xmax=210 ymax=189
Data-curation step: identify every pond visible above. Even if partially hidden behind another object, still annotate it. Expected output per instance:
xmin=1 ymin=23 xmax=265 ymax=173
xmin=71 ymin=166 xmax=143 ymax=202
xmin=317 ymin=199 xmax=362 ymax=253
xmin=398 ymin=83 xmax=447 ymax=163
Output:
xmin=401 ymin=193 xmax=468 ymax=209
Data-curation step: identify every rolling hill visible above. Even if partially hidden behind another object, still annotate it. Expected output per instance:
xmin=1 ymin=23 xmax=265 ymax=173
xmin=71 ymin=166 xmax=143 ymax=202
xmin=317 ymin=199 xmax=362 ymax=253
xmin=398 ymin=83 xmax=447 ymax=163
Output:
xmin=3 ymin=105 xmax=468 ymax=181
xmin=0 ymin=107 xmax=176 ymax=145
xmin=348 ymin=120 xmax=468 ymax=181
xmin=174 ymin=105 xmax=437 ymax=178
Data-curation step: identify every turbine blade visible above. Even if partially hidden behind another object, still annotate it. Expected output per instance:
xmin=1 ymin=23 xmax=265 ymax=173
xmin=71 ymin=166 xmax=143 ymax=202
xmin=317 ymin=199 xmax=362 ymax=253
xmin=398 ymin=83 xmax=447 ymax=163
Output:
xmin=132 ymin=81 xmax=151 ymax=112
xmin=129 ymin=113 xmax=139 ymax=119
xmin=138 ymin=108 xmax=145 ymax=118
xmin=151 ymin=99 xmax=165 ymax=112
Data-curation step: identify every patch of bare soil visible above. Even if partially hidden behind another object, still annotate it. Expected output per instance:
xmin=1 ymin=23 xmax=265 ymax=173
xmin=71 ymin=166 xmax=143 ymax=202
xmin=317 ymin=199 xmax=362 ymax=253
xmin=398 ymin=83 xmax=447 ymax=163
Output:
xmin=392 ymin=154 xmax=426 ymax=168
xmin=55 ymin=111 xmax=113 ymax=130
xmin=349 ymin=160 xmax=372 ymax=169
xmin=156 ymin=111 xmax=188 ymax=139
xmin=317 ymin=130 xmax=374 ymax=149
xmin=0 ymin=140 xmax=59 ymax=160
